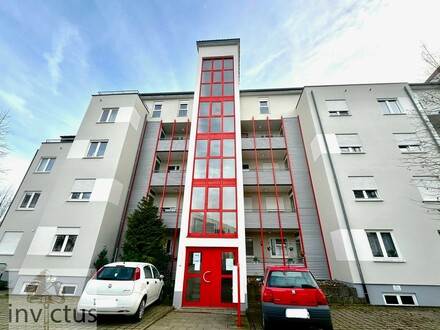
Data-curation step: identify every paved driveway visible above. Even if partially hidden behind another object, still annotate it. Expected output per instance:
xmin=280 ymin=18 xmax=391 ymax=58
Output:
xmin=2 ymin=294 xmax=440 ymax=329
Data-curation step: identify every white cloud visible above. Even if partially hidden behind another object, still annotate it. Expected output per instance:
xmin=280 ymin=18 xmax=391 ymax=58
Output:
xmin=0 ymin=89 xmax=33 ymax=118
xmin=43 ymin=23 xmax=82 ymax=94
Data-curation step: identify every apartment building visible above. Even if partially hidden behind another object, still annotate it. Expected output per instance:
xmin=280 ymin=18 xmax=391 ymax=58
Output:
xmin=1 ymin=39 xmax=439 ymax=308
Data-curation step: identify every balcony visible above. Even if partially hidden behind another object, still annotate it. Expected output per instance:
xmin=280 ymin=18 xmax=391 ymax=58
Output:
xmin=159 ymin=208 xmax=297 ymax=230
xmin=243 ymin=169 xmax=291 ymax=186
xmin=244 ymin=209 xmax=297 ymax=229
xmin=241 ymin=136 xmax=285 ymax=150
xmin=157 ymin=138 xmax=188 ymax=152
xmin=151 ymin=170 xmax=186 ymax=187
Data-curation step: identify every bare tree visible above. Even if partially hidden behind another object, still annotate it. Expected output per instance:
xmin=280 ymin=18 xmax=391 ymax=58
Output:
xmin=0 ymin=186 xmax=13 ymax=222
xmin=0 ymin=110 xmax=12 ymax=222
xmin=404 ymin=45 xmax=440 ymax=214
xmin=0 ymin=111 xmax=9 ymax=162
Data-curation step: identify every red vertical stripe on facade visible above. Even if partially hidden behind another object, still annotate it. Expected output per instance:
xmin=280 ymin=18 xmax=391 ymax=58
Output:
xmin=266 ymin=117 xmax=286 ymax=265
xmin=159 ymin=120 xmax=177 ymax=220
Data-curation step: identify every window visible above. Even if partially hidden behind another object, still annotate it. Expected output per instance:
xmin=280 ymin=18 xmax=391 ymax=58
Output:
xmin=246 ymin=238 xmax=254 ymax=256
xmin=326 ymin=100 xmax=350 ymax=116
xmin=178 ymin=102 xmax=188 ymax=117
xmin=168 ymin=165 xmax=181 ymax=172
xmin=60 ymin=285 xmax=77 ymax=295
xmin=383 ymin=294 xmax=417 ymax=306
xmin=19 ymin=192 xmax=41 ymax=209
xmin=52 ymin=235 xmax=77 ymax=253
xmin=378 ymin=99 xmax=403 ymax=114
xmin=412 ymin=177 xmax=440 ymax=202
xmin=86 ymin=141 xmax=108 ymax=157
xmin=366 ymin=231 xmax=399 ymax=258
xmin=152 ymin=103 xmax=162 ymax=118
xmin=22 ymin=283 xmax=39 ymax=294
xmin=0 ymin=231 xmax=23 ymax=255
xmin=154 ymin=157 xmax=161 ymax=172
xmin=51 ymin=228 xmax=79 ymax=254
xmin=336 ymin=134 xmax=363 ymax=153
xmin=70 ymin=179 xmax=95 ymax=201
xmin=242 ymin=164 xmax=250 ymax=171
xmin=36 ymin=157 xmax=55 ymax=172
xmin=270 ymin=238 xmax=288 ymax=257
xmin=259 ymin=99 xmax=269 ymax=114
xmin=99 ymin=108 xmax=118 ymax=123
xmin=349 ymin=176 xmax=380 ymax=200
xmin=393 ymin=133 xmax=422 ymax=152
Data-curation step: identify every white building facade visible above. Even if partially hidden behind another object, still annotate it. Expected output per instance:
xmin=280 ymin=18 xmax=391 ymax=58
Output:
xmin=1 ymin=39 xmax=439 ymax=308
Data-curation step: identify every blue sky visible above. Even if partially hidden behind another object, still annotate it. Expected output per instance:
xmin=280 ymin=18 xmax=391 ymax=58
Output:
xmin=1 ymin=0 xmax=439 ymax=191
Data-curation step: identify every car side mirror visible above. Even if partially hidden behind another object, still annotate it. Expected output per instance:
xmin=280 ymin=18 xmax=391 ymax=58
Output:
xmin=160 ymin=275 xmax=164 ymax=280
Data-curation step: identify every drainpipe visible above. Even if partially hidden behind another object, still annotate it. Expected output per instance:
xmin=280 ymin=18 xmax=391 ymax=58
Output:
xmin=310 ymin=90 xmax=370 ymax=303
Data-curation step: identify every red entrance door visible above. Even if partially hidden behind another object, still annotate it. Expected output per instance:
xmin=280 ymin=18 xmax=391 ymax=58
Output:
xmin=183 ymin=247 xmax=237 ymax=307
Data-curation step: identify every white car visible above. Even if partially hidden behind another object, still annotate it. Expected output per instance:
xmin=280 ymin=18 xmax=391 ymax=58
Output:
xmin=77 ymin=262 xmax=164 ymax=322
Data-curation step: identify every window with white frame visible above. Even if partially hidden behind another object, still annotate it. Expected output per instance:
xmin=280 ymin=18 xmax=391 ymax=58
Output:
xmin=366 ymin=231 xmax=399 ymax=258
xmin=412 ymin=177 xmax=440 ymax=202
xmin=378 ymin=99 xmax=403 ymax=114
xmin=19 ymin=192 xmax=41 ymax=209
xmin=152 ymin=103 xmax=162 ymax=118
xmin=383 ymin=294 xmax=417 ymax=306
xmin=36 ymin=157 xmax=55 ymax=173
xmin=60 ymin=285 xmax=77 ymax=295
xmin=326 ymin=100 xmax=350 ymax=116
xmin=86 ymin=141 xmax=108 ymax=157
xmin=178 ymin=102 xmax=188 ymax=117
xmin=259 ymin=99 xmax=269 ymax=114
xmin=349 ymin=176 xmax=380 ymax=200
xmin=70 ymin=179 xmax=95 ymax=201
xmin=99 ymin=108 xmax=118 ymax=123
xmin=50 ymin=228 xmax=79 ymax=255
xmin=0 ymin=231 xmax=23 ymax=255
xmin=22 ymin=283 xmax=39 ymax=294
xmin=393 ymin=133 xmax=422 ymax=152
xmin=269 ymin=238 xmax=288 ymax=257
xmin=336 ymin=134 xmax=363 ymax=153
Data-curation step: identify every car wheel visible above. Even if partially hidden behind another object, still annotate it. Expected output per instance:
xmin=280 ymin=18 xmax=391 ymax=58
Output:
xmin=156 ymin=288 xmax=164 ymax=305
xmin=132 ymin=298 xmax=146 ymax=322
xmin=263 ymin=317 xmax=272 ymax=330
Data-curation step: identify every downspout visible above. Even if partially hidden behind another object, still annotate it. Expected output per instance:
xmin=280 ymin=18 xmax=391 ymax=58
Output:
xmin=310 ymin=90 xmax=370 ymax=303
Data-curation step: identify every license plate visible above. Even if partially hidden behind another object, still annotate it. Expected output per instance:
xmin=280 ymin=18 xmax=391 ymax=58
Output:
xmin=96 ymin=299 xmax=116 ymax=308
xmin=286 ymin=309 xmax=310 ymax=319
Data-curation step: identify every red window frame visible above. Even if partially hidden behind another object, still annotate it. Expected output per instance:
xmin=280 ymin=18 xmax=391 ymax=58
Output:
xmin=189 ymin=57 xmax=237 ymax=238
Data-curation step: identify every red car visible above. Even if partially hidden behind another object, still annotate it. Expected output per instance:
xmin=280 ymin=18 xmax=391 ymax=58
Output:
xmin=261 ymin=266 xmax=333 ymax=330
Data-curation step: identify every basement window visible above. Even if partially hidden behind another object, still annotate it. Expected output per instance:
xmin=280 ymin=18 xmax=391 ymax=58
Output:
xmin=383 ymin=294 xmax=417 ymax=306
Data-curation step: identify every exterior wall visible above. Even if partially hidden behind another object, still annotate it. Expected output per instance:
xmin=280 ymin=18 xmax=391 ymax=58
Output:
xmin=298 ymin=83 xmax=440 ymax=305
xmin=4 ymin=93 xmax=148 ymax=295
xmin=0 ymin=140 xmax=72 ymax=289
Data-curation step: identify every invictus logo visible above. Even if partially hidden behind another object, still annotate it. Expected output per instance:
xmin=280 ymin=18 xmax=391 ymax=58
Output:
xmin=8 ymin=269 xmax=97 ymax=328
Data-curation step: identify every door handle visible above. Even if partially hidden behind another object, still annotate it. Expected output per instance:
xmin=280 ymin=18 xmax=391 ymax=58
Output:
xmin=202 ymin=270 xmax=211 ymax=283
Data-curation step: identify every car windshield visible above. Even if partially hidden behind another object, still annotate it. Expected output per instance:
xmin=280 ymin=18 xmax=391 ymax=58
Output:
xmin=97 ymin=267 xmax=135 ymax=281
xmin=267 ymin=270 xmax=318 ymax=289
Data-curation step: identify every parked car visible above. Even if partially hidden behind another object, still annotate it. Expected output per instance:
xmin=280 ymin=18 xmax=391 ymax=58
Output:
xmin=77 ymin=262 xmax=164 ymax=322
xmin=260 ymin=266 xmax=333 ymax=330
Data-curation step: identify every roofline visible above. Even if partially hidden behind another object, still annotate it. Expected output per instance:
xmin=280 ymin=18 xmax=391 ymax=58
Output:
xmin=196 ymin=38 xmax=240 ymax=51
